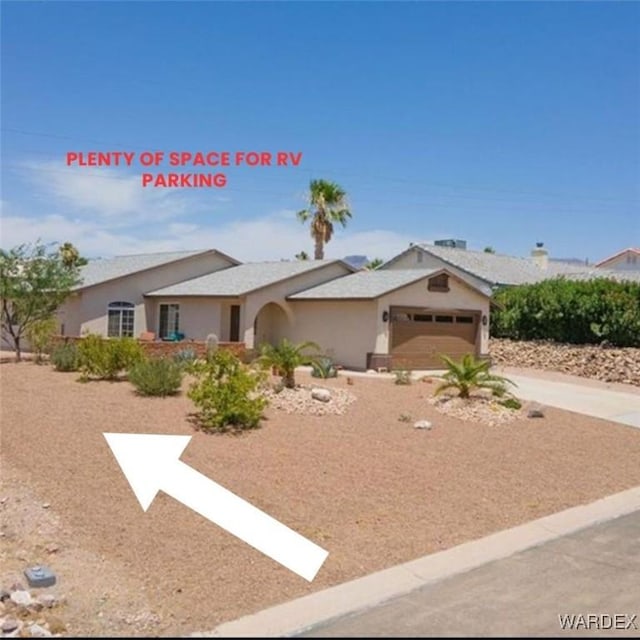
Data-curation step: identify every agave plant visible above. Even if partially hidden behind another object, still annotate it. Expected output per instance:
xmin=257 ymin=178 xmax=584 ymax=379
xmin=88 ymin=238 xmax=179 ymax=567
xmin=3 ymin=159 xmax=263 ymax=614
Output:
xmin=435 ymin=354 xmax=516 ymax=399
xmin=258 ymin=338 xmax=321 ymax=388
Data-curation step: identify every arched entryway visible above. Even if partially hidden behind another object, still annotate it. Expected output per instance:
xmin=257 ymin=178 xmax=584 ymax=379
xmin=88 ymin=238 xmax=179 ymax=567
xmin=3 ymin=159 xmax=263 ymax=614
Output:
xmin=253 ymin=302 xmax=292 ymax=349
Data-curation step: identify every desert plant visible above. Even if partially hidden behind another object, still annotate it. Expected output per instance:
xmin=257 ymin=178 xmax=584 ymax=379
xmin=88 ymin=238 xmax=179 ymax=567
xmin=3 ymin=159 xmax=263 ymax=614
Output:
xmin=498 ymin=397 xmax=522 ymax=410
xmin=398 ymin=413 xmax=412 ymax=423
xmin=435 ymin=354 xmax=516 ymax=399
xmin=50 ymin=341 xmax=79 ymax=372
xmin=394 ymin=369 xmax=412 ymax=385
xmin=26 ymin=316 xmax=58 ymax=363
xmin=78 ymin=334 xmax=143 ymax=380
xmin=258 ymin=338 xmax=321 ymax=389
xmin=173 ymin=347 xmax=197 ymax=369
xmin=188 ymin=348 xmax=268 ymax=432
xmin=311 ymin=356 xmax=337 ymax=379
xmin=205 ymin=333 xmax=219 ymax=360
xmin=129 ymin=357 xmax=184 ymax=397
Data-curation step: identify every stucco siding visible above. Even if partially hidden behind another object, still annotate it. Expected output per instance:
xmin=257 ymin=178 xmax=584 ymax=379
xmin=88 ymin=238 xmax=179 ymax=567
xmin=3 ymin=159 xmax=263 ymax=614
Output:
xmin=375 ymin=274 xmax=490 ymax=355
xmin=64 ymin=252 xmax=233 ymax=337
xmin=243 ymin=262 xmax=352 ymax=347
xmin=385 ymin=248 xmax=490 ymax=291
xmin=286 ymin=300 xmax=378 ymax=369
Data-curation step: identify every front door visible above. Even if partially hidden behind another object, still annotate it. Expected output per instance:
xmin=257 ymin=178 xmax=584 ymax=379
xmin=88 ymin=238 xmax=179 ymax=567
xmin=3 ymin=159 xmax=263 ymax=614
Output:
xmin=230 ymin=305 xmax=240 ymax=342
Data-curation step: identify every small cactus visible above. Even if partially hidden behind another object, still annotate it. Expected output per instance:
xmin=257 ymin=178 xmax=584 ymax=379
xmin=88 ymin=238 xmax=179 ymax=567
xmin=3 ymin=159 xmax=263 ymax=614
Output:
xmin=206 ymin=333 xmax=219 ymax=361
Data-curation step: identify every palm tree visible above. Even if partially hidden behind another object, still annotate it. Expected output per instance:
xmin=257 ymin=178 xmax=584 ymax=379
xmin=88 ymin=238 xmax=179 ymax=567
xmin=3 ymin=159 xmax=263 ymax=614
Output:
xmin=366 ymin=258 xmax=384 ymax=270
xmin=59 ymin=242 xmax=87 ymax=268
xmin=435 ymin=354 xmax=516 ymax=399
xmin=258 ymin=338 xmax=322 ymax=388
xmin=297 ymin=179 xmax=352 ymax=260
xmin=295 ymin=251 xmax=309 ymax=261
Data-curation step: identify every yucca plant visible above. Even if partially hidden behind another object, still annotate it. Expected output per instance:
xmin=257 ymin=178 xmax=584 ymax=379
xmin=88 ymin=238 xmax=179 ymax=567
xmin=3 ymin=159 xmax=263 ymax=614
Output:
xmin=435 ymin=354 xmax=516 ymax=399
xmin=258 ymin=338 xmax=321 ymax=388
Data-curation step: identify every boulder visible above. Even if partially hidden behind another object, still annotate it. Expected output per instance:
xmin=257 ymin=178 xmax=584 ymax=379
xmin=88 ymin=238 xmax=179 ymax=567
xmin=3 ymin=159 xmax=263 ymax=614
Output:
xmin=311 ymin=388 xmax=331 ymax=403
xmin=527 ymin=403 xmax=545 ymax=418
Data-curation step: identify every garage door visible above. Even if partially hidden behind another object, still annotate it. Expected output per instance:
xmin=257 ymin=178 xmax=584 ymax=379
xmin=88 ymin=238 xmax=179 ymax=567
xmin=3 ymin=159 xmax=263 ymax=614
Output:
xmin=390 ymin=307 xmax=479 ymax=369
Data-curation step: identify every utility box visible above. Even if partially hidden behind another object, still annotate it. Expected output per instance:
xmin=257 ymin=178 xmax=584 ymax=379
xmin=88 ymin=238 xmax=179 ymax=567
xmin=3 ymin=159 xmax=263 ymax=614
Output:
xmin=24 ymin=565 xmax=56 ymax=588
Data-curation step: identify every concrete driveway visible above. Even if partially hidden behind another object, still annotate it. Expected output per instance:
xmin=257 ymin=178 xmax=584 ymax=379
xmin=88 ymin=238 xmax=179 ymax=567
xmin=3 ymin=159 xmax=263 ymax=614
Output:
xmin=502 ymin=373 xmax=640 ymax=428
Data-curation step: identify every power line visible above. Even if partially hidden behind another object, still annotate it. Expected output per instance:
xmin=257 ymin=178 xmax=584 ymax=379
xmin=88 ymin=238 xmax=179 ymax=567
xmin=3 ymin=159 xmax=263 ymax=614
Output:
xmin=2 ymin=127 xmax=639 ymax=205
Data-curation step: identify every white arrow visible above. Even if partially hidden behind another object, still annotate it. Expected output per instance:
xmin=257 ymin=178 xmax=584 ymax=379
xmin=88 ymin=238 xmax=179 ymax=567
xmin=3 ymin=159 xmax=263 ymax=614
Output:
xmin=103 ymin=433 xmax=329 ymax=582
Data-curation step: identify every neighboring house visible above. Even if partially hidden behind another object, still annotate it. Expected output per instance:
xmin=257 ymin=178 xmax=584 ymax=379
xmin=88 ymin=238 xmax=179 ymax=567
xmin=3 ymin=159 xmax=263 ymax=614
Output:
xmin=57 ymin=249 xmax=239 ymax=338
xmin=595 ymin=248 xmax=640 ymax=272
xmin=382 ymin=240 xmax=640 ymax=289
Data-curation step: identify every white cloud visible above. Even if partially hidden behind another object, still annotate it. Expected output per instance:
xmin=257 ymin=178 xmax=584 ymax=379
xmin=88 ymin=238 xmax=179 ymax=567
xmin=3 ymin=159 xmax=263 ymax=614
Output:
xmin=1 ymin=206 xmax=416 ymax=262
xmin=17 ymin=160 xmax=209 ymax=221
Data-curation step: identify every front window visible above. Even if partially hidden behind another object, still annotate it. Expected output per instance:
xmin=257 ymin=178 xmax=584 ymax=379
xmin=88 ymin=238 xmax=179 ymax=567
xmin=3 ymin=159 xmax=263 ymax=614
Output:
xmin=159 ymin=303 xmax=180 ymax=339
xmin=107 ymin=302 xmax=135 ymax=337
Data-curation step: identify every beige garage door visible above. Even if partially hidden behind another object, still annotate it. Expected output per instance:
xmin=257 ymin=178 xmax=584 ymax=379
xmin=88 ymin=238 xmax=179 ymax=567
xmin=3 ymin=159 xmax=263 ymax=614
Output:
xmin=390 ymin=307 xmax=479 ymax=369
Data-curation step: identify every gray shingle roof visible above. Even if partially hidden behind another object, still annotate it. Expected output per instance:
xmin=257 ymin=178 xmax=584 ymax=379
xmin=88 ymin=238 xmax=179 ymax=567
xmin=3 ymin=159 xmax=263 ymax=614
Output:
xmin=145 ymin=260 xmax=348 ymax=297
xmin=401 ymin=244 xmax=640 ymax=286
xmin=75 ymin=250 xmax=222 ymax=290
xmin=290 ymin=269 xmax=461 ymax=299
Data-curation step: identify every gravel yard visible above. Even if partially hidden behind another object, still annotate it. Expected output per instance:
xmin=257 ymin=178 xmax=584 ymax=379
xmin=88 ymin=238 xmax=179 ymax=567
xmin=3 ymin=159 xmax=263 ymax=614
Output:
xmin=2 ymin=361 xmax=640 ymax=637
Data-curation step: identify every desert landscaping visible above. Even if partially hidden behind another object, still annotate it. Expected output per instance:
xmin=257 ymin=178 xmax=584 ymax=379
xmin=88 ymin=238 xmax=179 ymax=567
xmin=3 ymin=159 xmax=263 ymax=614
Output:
xmin=2 ymin=353 xmax=640 ymax=637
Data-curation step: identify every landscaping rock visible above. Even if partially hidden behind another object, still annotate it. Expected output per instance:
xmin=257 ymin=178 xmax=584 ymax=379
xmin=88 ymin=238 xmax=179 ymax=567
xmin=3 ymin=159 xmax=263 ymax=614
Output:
xmin=527 ymin=403 xmax=545 ymax=418
xmin=490 ymin=338 xmax=640 ymax=387
xmin=413 ymin=420 xmax=432 ymax=430
xmin=1 ymin=618 xmax=20 ymax=633
xmin=26 ymin=623 xmax=51 ymax=637
xmin=311 ymin=388 xmax=331 ymax=403
xmin=9 ymin=591 xmax=32 ymax=608
xmin=36 ymin=595 xmax=57 ymax=609
xmin=0 ymin=590 xmax=11 ymax=602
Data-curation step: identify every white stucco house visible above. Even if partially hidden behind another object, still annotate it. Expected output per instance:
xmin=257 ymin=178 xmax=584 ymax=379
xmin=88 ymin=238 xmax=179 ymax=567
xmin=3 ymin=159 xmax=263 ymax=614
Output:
xmin=51 ymin=247 xmax=492 ymax=370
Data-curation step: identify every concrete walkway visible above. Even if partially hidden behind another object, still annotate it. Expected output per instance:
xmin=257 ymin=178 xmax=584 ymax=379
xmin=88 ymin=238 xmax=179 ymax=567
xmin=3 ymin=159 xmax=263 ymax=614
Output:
xmin=301 ymin=510 xmax=640 ymax=638
xmin=193 ymin=487 xmax=640 ymax=637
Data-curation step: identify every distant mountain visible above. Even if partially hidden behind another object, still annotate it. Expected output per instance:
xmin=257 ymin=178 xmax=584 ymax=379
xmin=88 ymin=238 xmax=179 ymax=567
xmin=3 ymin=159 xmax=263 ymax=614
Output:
xmin=343 ymin=255 xmax=369 ymax=269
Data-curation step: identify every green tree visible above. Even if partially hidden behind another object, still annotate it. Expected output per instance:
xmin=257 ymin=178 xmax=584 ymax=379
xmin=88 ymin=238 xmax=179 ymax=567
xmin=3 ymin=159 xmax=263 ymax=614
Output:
xmin=483 ymin=246 xmax=496 ymax=254
xmin=435 ymin=354 xmax=516 ymax=399
xmin=258 ymin=338 xmax=321 ymax=388
xmin=366 ymin=257 xmax=384 ymax=270
xmin=297 ymin=179 xmax=352 ymax=259
xmin=0 ymin=241 xmax=83 ymax=361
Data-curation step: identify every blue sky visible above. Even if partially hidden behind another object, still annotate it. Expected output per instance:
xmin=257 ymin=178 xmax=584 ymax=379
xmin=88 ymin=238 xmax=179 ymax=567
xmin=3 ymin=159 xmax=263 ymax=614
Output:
xmin=1 ymin=1 xmax=638 ymax=263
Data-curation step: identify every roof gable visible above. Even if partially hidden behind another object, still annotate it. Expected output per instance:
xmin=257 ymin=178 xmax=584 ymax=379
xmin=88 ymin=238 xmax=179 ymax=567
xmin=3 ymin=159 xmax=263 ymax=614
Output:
xmin=288 ymin=268 xmax=491 ymax=300
xmin=595 ymin=247 xmax=640 ymax=268
xmin=145 ymin=259 xmax=355 ymax=297
xmin=74 ymin=249 xmax=239 ymax=290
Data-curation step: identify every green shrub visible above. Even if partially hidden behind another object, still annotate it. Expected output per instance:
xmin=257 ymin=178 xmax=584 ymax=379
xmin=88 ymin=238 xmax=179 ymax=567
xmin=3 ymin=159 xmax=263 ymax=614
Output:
xmin=491 ymin=278 xmax=640 ymax=347
xmin=129 ymin=357 xmax=184 ymax=397
xmin=26 ymin=317 xmax=58 ymax=364
xmin=498 ymin=397 xmax=522 ymax=410
xmin=50 ymin=342 xmax=79 ymax=372
xmin=78 ymin=334 xmax=144 ymax=380
xmin=311 ymin=356 xmax=337 ymax=379
xmin=188 ymin=349 xmax=268 ymax=432
xmin=394 ymin=369 xmax=412 ymax=385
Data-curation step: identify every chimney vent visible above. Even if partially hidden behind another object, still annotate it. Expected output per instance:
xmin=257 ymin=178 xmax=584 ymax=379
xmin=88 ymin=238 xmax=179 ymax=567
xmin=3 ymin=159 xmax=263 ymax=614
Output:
xmin=531 ymin=242 xmax=549 ymax=270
